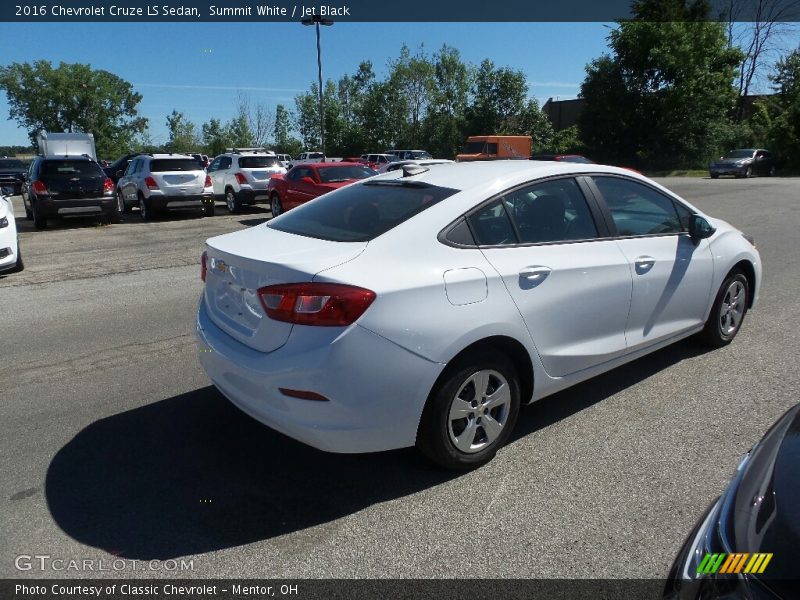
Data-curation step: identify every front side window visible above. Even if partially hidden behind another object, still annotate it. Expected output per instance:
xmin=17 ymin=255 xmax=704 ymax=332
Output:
xmin=208 ymin=158 xmax=221 ymax=172
xmin=592 ymin=176 xmax=682 ymax=236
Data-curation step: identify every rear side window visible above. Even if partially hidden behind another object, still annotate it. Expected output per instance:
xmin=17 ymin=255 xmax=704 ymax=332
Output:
xmin=239 ymin=156 xmax=279 ymax=168
xmin=468 ymin=200 xmax=516 ymax=245
xmin=150 ymin=159 xmax=201 ymax=172
xmin=40 ymin=160 xmax=104 ymax=177
xmin=268 ymin=181 xmax=458 ymax=242
xmin=592 ymin=177 xmax=682 ymax=236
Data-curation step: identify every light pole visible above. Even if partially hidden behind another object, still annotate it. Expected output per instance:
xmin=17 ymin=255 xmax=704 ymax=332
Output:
xmin=301 ymin=14 xmax=333 ymax=161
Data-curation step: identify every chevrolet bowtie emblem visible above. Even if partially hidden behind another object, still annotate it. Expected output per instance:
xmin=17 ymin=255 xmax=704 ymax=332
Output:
xmin=215 ymin=260 xmax=229 ymax=273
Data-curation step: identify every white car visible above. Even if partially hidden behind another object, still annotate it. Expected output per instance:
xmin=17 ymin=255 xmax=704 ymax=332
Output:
xmin=207 ymin=150 xmax=286 ymax=213
xmin=0 ymin=187 xmax=23 ymax=275
xmin=287 ymin=151 xmax=325 ymax=170
xmin=196 ymin=161 xmax=761 ymax=469
xmin=378 ymin=158 xmax=455 ymax=174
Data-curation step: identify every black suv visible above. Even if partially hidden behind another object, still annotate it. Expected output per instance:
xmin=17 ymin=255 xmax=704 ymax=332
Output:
xmin=22 ymin=156 xmax=116 ymax=229
xmin=0 ymin=158 xmax=28 ymax=194
xmin=103 ymin=153 xmax=142 ymax=184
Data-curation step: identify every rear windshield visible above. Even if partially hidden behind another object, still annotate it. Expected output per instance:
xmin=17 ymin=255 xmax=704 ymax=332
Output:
xmin=268 ymin=180 xmax=458 ymax=242
xmin=0 ymin=159 xmax=25 ymax=169
xmin=40 ymin=160 xmax=104 ymax=177
xmin=307 ymin=152 xmax=324 ymax=159
xmin=317 ymin=165 xmax=375 ymax=183
xmin=150 ymin=159 xmax=201 ymax=172
xmin=239 ymin=156 xmax=279 ymax=168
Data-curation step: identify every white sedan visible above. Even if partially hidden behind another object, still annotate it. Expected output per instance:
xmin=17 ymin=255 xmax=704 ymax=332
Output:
xmin=196 ymin=161 xmax=761 ymax=469
xmin=0 ymin=187 xmax=23 ymax=275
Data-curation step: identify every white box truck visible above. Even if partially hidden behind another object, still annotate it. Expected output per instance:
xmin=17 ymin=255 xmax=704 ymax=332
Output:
xmin=37 ymin=131 xmax=97 ymax=161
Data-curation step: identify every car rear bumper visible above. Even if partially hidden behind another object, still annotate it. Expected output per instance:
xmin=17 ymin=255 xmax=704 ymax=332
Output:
xmin=150 ymin=193 xmax=214 ymax=209
xmin=37 ymin=196 xmax=115 ymax=217
xmin=709 ymin=166 xmax=748 ymax=176
xmin=237 ymin=187 xmax=269 ymax=204
xmin=195 ymin=296 xmax=444 ymax=453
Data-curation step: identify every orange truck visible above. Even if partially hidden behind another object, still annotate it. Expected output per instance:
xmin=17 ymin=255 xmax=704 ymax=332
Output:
xmin=456 ymin=135 xmax=532 ymax=161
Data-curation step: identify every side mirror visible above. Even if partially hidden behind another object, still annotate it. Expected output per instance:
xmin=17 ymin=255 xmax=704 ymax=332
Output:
xmin=300 ymin=176 xmax=316 ymax=185
xmin=688 ymin=214 xmax=715 ymax=242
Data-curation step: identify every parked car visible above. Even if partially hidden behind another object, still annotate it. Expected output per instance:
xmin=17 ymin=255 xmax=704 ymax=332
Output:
xmin=379 ymin=158 xmax=455 ymax=173
xmin=21 ymin=155 xmax=116 ymax=228
xmin=207 ymin=150 xmax=286 ymax=213
xmin=530 ymin=154 xmax=595 ymax=164
xmin=275 ymin=153 xmax=292 ymax=168
xmin=116 ymin=154 xmax=214 ymax=221
xmin=384 ymin=149 xmax=433 ymax=161
xmin=360 ymin=153 xmax=395 ymax=169
xmin=103 ymin=153 xmax=142 ymax=184
xmin=196 ymin=161 xmax=761 ymax=469
xmin=267 ymin=162 xmax=375 ymax=216
xmin=665 ymin=403 xmax=799 ymax=600
xmin=0 ymin=158 xmax=28 ymax=194
xmin=0 ymin=186 xmax=23 ymax=274
xmin=287 ymin=151 xmax=325 ymax=169
xmin=709 ymin=149 xmax=777 ymax=179
xmin=190 ymin=153 xmax=210 ymax=170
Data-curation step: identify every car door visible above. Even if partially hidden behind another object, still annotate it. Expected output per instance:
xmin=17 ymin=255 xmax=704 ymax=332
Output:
xmin=471 ymin=176 xmax=633 ymax=377
xmin=118 ymin=158 xmax=140 ymax=204
xmin=588 ymin=176 xmax=714 ymax=351
xmin=207 ymin=156 xmax=223 ymax=195
xmin=292 ymin=167 xmax=318 ymax=206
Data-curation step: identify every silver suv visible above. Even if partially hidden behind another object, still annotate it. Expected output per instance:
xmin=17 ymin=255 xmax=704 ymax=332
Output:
xmin=117 ymin=154 xmax=215 ymax=221
xmin=208 ymin=149 xmax=286 ymax=213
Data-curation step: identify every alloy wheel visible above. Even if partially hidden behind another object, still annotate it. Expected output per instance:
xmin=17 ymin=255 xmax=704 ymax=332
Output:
xmin=719 ymin=280 xmax=746 ymax=337
xmin=447 ymin=369 xmax=511 ymax=454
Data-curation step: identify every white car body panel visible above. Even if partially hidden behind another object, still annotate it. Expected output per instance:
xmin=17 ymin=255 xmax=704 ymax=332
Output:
xmin=0 ymin=194 xmax=20 ymax=273
xmin=196 ymin=161 xmax=762 ymax=453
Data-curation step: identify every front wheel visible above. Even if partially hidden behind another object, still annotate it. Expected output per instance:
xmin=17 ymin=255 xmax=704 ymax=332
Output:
xmin=699 ymin=271 xmax=749 ymax=347
xmin=270 ymin=194 xmax=283 ymax=217
xmin=417 ymin=352 xmax=520 ymax=470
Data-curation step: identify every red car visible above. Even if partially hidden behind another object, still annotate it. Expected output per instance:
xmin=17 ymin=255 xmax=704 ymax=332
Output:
xmin=267 ymin=162 xmax=376 ymax=216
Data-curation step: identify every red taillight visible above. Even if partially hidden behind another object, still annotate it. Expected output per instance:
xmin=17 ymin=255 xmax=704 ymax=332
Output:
xmin=103 ymin=177 xmax=114 ymax=195
xmin=257 ymin=283 xmax=376 ymax=326
xmin=32 ymin=180 xmax=48 ymax=195
xmin=235 ymin=172 xmax=248 ymax=185
xmin=144 ymin=176 xmax=159 ymax=190
xmin=204 ymin=175 xmax=213 ymax=188
xmin=201 ymin=251 xmax=208 ymax=282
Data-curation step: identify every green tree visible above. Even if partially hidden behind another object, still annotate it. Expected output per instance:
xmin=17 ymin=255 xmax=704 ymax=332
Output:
xmin=767 ymin=48 xmax=800 ymax=168
xmin=0 ymin=60 xmax=147 ymax=158
xmin=579 ymin=4 xmax=743 ymax=169
xmin=273 ymin=104 xmax=292 ymax=150
xmin=423 ymin=45 xmax=473 ymax=158
xmin=294 ymin=89 xmax=320 ymax=149
xmin=466 ymin=60 xmax=529 ymax=134
xmin=201 ymin=118 xmax=228 ymax=157
xmin=225 ymin=114 xmax=253 ymax=148
xmin=165 ymin=110 xmax=200 ymax=153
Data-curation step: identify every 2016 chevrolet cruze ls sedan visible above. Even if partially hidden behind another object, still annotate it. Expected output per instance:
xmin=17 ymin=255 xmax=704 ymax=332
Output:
xmin=196 ymin=161 xmax=761 ymax=469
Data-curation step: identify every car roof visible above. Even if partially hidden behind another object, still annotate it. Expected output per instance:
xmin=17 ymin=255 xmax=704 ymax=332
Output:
xmin=40 ymin=155 xmax=96 ymax=161
xmin=148 ymin=153 xmax=194 ymax=159
xmin=375 ymin=160 xmax=645 ymax=192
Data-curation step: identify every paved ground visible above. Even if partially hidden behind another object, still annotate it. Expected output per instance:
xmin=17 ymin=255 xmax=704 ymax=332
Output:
xmin=1 ymin=177 xmax=798 ymax=579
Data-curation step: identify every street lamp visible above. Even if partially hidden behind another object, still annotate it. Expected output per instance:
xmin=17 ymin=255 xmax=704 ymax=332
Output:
xmin=301 ymin=14 xmax=333 ymax=161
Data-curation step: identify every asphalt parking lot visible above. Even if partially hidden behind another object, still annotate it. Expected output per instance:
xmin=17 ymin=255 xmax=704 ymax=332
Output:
xmin=1 ymin=176 xmax=798 ymax=579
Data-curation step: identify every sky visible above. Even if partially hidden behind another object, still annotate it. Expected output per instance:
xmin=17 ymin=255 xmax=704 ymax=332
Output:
xmin=0 ymin=22 xmax=616 ymax=149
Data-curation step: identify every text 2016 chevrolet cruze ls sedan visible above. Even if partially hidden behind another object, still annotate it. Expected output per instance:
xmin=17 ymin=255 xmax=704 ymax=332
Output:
xmin=196 ymin=161 xmax=761 ymax=469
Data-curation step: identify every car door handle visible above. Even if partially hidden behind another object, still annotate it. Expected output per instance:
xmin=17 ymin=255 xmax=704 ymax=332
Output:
xmin=635 ymin=256 xmax=656 ymax=271
xmin=519 ymin=266 xmax=552 ymax=281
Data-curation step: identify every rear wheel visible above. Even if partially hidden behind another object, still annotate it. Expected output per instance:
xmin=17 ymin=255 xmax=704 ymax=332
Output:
xmin=117 ymin=190 xmax=132 ymax=214
xmin=139 ymin=193 xmax=155 ymax=222
xmin=225 ymin=188 xmax=241 ymax=213
xmin=32 ymin=201 xmax=47 ymax=229
xmin=24 ymin=201 xmax=32 ymax=220
xmin=699 ymin=271 xmax=749 ymax=347
xmin=768 ymin=165 xmax=776 ymax=177
xmin=270 ymin=193 xmax=283 ymax=217
xmin=417 ymin=351 xmax=520 ymax=470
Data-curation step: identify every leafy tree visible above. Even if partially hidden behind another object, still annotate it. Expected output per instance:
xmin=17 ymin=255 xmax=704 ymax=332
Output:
xmin=294 ymin=89 xmax=320 ymax=149
xmin=273 ymin=104 xmax=292 ymax=150
xmin=466 ymin=60 xmax=529 ymax=134
xmin=767 ymin=48 xmax=800 ymax=168
xmin=580 ymin=6 xmax=743 ymax=169
xmin=165 ymin=110 xmax=200 ymax=153
xmin=0 ymin=60 xmax=147 ymax=158
xmin=388 ymin=45 xmax=435 ymax=147
xmin=225 ymin=114 xmax=253 ymax=148
xmin=201 ymin=118 xmax=228 ymax=157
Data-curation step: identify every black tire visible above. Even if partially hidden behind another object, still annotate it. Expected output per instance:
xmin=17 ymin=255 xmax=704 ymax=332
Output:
xmin=139 ymin=193 xmax=155 ymax=222
xmin=416 ymin=350 xmax=521 ymax=470
xmin=710 ymin=173 xmax=719 ymax=179
xmin=202 ymin=200 xmax=215 ymax=217
xmin=117 ymin=190 xmax=132 ymax=214
xmin=24 ymin=203 xmax=33 ymax=220
xmin=225 ymin=188 xmax=241 ymax=214
xmin=745 ymin=166 xmax=753 ymax=178
xmin=9 ymin=241 xmax=24 ymax=273
xmin=768 ymin=165 xmax=776 ymax=177
xmin=699 ymin=270 xmax=749 ymax=348
xmin=270 ymin=193 xmax=283 ymax=218
xmin=32 ymin=201 xmax=47 ymax=229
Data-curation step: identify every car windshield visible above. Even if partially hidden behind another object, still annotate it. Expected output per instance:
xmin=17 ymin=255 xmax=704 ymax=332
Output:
xmin=40 ymin=160 xmax=104 ymax=177
xmin=725 ymin=150 xmax=755 ymax=159
xmin=0 ymin=159 xmax=25 ymax=169
xmin=560 ymin=155 xmax=594 ymax=164
xmin=317 ymin=165 xmax=375 ymax=183
xmin=462 ymin=141 xmax=487 ymax=154
xmin=150 ymin=159 xmax=201 ymax=172
xmin=268 ymin=181 xmax=458 ymax=242
xmin=239 ymin=156 xmax=279 ymax=168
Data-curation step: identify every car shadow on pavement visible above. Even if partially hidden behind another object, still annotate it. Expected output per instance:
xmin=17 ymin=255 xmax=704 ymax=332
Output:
xmin=45 ymin=385 xmax=458 ymax=560
xmin=512 ymin=339 xmax=712 ymax=441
